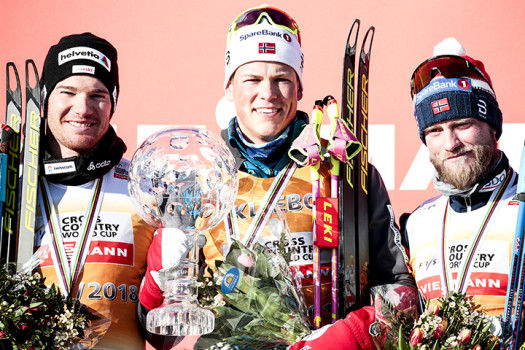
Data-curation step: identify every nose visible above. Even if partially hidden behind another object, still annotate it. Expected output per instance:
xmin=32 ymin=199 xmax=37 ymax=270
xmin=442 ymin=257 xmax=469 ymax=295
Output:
xmin=443 ymin=128 xmax=462 ymax=152
xmin=72 ymin=94 xmax=92 ymax=116
xmin=258 ymin=79 xmax=278 ymax=100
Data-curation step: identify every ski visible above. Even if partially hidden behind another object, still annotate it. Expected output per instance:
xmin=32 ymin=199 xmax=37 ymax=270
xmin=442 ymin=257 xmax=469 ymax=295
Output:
xmin=501 ymin=141 xmax=525 ymax=349
xmin=1 ymin=63 xmax=22 ymax=264
xmin=338 ymin=19 xmax=360 ymax=315
xmin=338 ymin=19 xmax=360 ymax=316
xmin=17 ymin=59 xmax=41 ymax=268
xmin=338 ymin=20 xmax=375 ymax=315
xmin=355 ymin=26 xmax=374 ymax=307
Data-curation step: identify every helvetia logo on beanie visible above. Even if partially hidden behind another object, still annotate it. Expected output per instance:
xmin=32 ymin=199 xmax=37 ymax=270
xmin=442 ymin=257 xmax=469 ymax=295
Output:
xmin=58 ymin=46 xmax=111 ymax=72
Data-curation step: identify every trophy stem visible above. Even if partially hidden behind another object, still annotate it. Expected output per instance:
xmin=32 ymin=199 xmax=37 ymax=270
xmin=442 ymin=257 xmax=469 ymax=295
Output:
xmin=146 ymin=231 xmax=215 ymax=336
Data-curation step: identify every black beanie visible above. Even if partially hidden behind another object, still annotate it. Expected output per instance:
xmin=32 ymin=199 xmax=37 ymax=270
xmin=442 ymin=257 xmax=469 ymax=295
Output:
xmin=40 ymin=32 xmax=119 ymax=116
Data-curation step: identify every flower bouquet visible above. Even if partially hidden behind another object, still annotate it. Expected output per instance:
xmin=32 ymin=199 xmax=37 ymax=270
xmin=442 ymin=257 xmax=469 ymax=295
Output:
xmin=373 ymin=290 xmax=499 ymax=350
xmin=195 ymin=239 xmax=311 ymax=349
xmin=0 ymin=264 xmax=100 ymax=350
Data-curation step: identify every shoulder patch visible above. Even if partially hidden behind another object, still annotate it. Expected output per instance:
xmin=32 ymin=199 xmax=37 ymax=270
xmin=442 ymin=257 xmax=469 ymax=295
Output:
xmin=418 ymin=194 xmax=442 ymax=211
xmin=114 ymin=158 xmax=130 ymax=180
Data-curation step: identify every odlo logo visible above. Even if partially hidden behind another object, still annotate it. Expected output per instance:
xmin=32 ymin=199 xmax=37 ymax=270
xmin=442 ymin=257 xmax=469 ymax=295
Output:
xmin=87 ymin=160 xmax=111 ymax=171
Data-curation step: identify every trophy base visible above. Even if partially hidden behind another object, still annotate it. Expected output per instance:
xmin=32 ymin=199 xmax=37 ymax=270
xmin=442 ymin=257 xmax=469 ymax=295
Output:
xmin=146 ymin=302 xmax=215 ymax=336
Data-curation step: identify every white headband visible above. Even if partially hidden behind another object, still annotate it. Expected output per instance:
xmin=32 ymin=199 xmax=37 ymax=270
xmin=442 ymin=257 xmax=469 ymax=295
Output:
xmin=224 ymin=22 xmax=304 ymax=89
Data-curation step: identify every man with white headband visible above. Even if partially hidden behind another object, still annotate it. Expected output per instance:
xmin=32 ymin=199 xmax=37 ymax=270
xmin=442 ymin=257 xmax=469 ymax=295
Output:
xmin=402 ymin=38 xmax=518 ymax=332
xmin=138 ymin=5 xmax=417 ymax=349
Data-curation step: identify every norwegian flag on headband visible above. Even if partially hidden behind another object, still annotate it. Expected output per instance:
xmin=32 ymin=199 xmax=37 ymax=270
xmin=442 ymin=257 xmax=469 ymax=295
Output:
xmin=431 ymin=98 xmax=450 ymax=114
xmin=258 ymin=42 xmax=276 ymax=54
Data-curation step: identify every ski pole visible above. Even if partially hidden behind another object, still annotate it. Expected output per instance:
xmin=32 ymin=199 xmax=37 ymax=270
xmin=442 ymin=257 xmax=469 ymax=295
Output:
xmin=288 ymin=100 xmax=325 ymax=328
xmin=324 ymin=95 xmax=361 ymax=323
xmin=310 ymin=101 xmax=324 ymax=329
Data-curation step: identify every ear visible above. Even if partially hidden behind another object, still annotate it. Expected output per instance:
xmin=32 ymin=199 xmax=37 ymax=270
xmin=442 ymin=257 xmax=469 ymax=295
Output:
xmin=489 ymin=125 xmax=498 ymax=141
xmin=225 ymin=80 xmax=234 ymax=102
xmin=297 ymin=87 xmax=303 ymax=101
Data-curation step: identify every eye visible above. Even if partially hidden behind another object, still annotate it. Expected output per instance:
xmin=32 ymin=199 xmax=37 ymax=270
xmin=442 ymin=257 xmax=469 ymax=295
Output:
xmin=91 ymin=92 xmax=110 ymax=101
xmin=455 ymin=121 xmax=472 ymax=129
xmin=424 ymin=126 xmax=441 ymax=136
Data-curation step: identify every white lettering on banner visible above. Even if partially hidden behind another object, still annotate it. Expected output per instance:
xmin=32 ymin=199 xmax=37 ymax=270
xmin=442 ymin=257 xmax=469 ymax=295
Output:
xmin=419 ymin=274 xmax=505 ymax=298
xmin=135 ymin=123 xmax=525 ymax=191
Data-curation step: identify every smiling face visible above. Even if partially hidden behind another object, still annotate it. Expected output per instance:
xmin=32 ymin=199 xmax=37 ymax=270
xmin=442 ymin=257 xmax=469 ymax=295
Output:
xmin=46 ymin=75 xmax=112 ymax=158
xmin=225 ymin=61 xmax=303 ymax=144
xmin=424 ymin=117 xmax=499 ymax=189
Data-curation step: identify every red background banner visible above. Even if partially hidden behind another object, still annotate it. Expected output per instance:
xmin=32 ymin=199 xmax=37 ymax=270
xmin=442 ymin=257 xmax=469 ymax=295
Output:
xmin=1 ymin=1 xmax=524 ymax=221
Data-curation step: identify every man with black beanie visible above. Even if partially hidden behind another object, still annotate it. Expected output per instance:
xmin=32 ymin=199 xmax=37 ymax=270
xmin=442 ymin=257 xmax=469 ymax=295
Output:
xmin=34 ymin=32 xmax=155 ymax=349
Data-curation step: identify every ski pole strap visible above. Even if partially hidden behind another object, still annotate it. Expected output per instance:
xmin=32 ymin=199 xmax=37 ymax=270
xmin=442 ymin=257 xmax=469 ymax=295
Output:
xmin=224 ymin=161 xmax=297 ymax=249
xmin=324 ymin=97 xmax=361 ymax=164
xmin=439 ymin=168 xmax=514 ymax=295
xmin=39 ymin=177 xmax=106 ymax=297
xmin=288 ymin=123 xmax=323 ymax=167
xmin=327 ymin=117 xmax=361 ymax=163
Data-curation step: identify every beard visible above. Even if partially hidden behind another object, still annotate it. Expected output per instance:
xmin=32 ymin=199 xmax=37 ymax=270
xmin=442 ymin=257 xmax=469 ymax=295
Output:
xmin=430 ymin=139 xmax=498 ymax=190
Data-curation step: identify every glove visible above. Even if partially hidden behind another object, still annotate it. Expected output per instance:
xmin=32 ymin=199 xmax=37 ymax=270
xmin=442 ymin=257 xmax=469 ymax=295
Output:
xmin=139 ymin=228 xmax=191 ymax=311
xmin=288 ymin=306 xmax=376 ymax=350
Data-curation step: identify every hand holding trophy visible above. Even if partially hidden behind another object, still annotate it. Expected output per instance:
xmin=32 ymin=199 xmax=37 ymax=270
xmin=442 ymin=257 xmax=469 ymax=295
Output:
xmin=128 ymin=126 xmax=238 ymax=336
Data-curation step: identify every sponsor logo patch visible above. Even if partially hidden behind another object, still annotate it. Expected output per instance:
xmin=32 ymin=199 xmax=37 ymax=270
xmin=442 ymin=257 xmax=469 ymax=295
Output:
xmin=480 ymin=170 xmax=506 ymax=192
xmin=87 ymin=160 xmax=111 ymax=171
xmin=114 ymin=165 xmax=129 ymax=180
xmin=45 ymin=161 xmax=76 ymax=175
xmin=72 ymin=65 xmax=95 ymax=75
xmin=415 ymin=78 xmax=472 ymax=105
xmin=58 ymin=46 xmax=111 ymax=71
xmin=221 ymin=267 xmax=240 ymax=294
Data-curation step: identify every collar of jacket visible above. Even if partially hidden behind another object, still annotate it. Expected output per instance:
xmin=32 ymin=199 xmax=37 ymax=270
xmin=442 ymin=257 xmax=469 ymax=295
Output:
xmin=41 ymin=126 xmax=127 ymax=186
xmin=447 ymin=151 xmax=516 ymax=213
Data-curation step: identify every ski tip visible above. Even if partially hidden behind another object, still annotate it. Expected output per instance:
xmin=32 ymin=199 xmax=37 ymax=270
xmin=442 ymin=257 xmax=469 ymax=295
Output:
xmin=25 ymin=59 xmax=40 ymax=89
xmin=345 ymin=19 xmax=361 ymax=50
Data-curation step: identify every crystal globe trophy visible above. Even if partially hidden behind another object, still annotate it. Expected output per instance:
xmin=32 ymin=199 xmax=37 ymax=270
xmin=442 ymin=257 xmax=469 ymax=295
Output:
xmin=128 ymin=126 xmax=238 ymax=336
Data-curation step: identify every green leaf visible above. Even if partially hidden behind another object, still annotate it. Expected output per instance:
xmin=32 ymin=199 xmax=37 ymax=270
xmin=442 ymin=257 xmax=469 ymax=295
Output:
xmin=397 ymin=325 xmax=410 ymax=350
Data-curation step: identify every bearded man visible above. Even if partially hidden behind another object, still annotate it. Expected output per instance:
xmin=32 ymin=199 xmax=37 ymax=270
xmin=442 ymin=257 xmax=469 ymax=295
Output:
xmin=402 ymin=38 xmax=519 ymax=318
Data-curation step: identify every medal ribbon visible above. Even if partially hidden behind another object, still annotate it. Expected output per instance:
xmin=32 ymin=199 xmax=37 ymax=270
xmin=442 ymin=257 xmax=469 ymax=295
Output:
xmin=224 ymin=162 xmax=297 ymax=249
xmin=39 ymin=177 xmax=106 ymax=297
xmin=440 ymin=169 xmax=515 ymax=295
